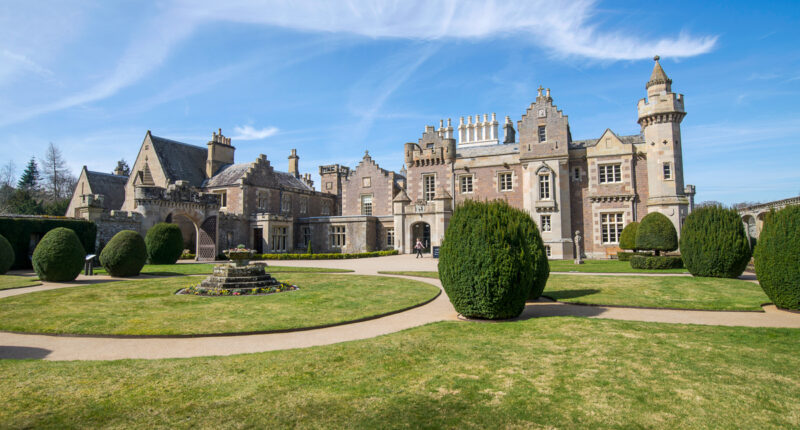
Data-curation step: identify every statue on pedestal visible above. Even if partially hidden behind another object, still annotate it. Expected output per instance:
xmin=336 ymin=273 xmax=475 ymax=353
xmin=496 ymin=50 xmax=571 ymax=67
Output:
xmin=574 ymin=230 xmax=584 ymax=265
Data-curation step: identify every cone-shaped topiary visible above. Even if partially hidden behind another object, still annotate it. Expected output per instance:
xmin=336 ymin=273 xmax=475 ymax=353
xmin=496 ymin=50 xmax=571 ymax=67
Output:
xmin=32 ymin=227 xmax=85 ymax=282
xmin=754 ymin=206 xmax=800 ymax=309
xmin=619 ymin=222 xmax=639 ymax=251
xmin=0 ymin=234 xmax=14 ymax=274
xmin=680 ymin=205 xmax=751 ymax=278
xmin=145 ymin=223 xmax=184 ymax=264
xmin=100 ymin=230 xmax=147 ymax=277
xmin=635 ymin=212 xmax=678 ymax=256
xmin=438 ymin=199 xmax=549 ymax=320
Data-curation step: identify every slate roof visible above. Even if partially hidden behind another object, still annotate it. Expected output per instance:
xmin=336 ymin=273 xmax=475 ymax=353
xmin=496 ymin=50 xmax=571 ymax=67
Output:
xmin=204 ymin=161 xmax=314 ymax=192
xmin=456 ymin=143 xmax=519 ymax=158
xmin=85 ymin=170 xmax=128 ymax=211
xmin=150 ymin=134 xmax=208 ymax=187
xmin=569 ymin=134 xmax=644 ymax=149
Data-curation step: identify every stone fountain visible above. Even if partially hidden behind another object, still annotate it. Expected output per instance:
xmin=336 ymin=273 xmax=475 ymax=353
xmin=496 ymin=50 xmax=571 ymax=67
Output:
xmin=190 ymin=248 xmax=287 ymax=295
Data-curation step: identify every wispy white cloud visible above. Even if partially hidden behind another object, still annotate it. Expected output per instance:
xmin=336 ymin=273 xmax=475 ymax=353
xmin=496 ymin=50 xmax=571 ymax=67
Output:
xmin=232 ymin=125 xmax=279 ymax=140
xmin=1 ymin=0 xmax=717 ymax=127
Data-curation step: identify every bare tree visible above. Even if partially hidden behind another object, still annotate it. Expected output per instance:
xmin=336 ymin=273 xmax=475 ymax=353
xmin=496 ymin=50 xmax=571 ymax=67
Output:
xmin=41 ymin=142 xmax=75 ymax=201
xmin=0 ymin=160 xmax=15 ymax=188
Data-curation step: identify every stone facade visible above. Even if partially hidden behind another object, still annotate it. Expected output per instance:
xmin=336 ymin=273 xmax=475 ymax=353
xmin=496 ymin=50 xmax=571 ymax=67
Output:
xmin=67 ymin=58 xmax=694 ymax=260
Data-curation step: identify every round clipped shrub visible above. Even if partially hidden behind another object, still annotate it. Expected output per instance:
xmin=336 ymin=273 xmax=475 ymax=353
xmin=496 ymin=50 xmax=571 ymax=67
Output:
xmin=32 ymin=227 xmax=85 ymax=282
xmin=0 ymin=234 xmax=14 ymax=274
xmin=630 ymin=255 xmax=683 ymax=270
xmin=438 ymin=199 xmax=549 ymax=320
xmin=619 ymin=222 xmax=639 ymax=251
xmin=145 ymin=223 xmax=184 ymax=264
xmin=100 ymin=230 xmax=147 ymax=277
xmin=754 ymin=206 xmax=800 ymax=309
xmin=635 ymin=212 xmax=678 ymax=255
xmin=680 ymin=205 xmax=751 ymax=278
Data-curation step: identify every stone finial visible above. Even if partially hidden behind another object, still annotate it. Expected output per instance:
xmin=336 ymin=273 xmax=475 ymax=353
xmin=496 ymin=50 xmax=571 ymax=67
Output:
xmin=654 ymin=55 xmax=660 ymax=62
xmin=546 ymin=88 xmax=551 ymax=98
xmin=537 ymin=85 xmax=543 ymax=97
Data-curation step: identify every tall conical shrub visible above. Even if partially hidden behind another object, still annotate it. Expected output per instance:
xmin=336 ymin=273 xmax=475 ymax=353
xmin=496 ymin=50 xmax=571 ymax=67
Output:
xmin=754 ymin=206 xmax=800 ymax=310
xmin=145 ymin=223 xmax=184 ymax=264
xmin=635 ymin=212 xmax=678 ymax=256
xmin=438 ymin=199 xmax=549 ymax=319
xmin=619 ymin=222 xmax=639 ymax=251
xmin=680 ymin=205 xmax=751 ymax=278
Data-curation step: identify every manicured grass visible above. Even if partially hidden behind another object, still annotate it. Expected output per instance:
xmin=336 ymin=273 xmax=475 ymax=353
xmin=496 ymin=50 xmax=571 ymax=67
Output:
xmin=0 ymin=275 xmax=40 ymax=291
xmin=0 ymin=274 xmax=439 ymax=335
xmin=548 ymin=259 xmax=688 ymax=273
xmin=380 ymin=270 xmax=439 ymax=279
xmin=3 ymin=318 xmax=800 ymax=428
xmin=545 ymin=274 xmax=768 ymax=311
xmin=93 ymin=263 xmax=352 ymax=276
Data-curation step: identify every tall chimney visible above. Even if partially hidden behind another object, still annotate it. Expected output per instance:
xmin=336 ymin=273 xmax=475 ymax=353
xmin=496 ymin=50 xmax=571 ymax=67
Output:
xmin=288 ymin=149 xmax=299 ymax=178
xmin=206 ymin=129 xmax=235 ymax=178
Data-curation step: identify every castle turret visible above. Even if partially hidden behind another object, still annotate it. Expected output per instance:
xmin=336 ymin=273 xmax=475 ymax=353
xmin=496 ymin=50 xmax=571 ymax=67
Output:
xmin=637 ymin=56 xmax=690 ymax=231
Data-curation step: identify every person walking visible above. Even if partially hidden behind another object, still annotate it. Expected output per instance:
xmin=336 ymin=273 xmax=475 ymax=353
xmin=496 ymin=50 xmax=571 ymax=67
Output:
xmin=414 ymin=238 xmax=424 ymax=258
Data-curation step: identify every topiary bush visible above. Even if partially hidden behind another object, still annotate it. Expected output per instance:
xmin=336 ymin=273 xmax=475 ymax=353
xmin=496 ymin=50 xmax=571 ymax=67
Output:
xmin=0 ymin=234 xmax=14 ymax=274
xmin=145 ymin=223 xmax=184 ymax=264
xmin=32 ymin=227 xmax=85 ymax=282
xmin=617 ymin=251 xmax=651 ymax=262
xmin=438 ymin=199 xmax=549 ymax=320
xmin=630 ymin=255 xmax=683 ymax=270
xmin=635 ymin=212 xmax=678 ymax=256
xmin=99 ymin=230 xmax=147 ymax=277
xmin=754 ymin=206 xmax=800 ymax=310
xmin=680 ymin=205 xmax=751 ymax=278
xmin=619 ymin=222 xmax=639 ymax=251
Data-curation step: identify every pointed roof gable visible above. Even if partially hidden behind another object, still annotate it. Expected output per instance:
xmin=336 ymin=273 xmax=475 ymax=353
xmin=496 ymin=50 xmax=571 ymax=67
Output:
xmin=84 ymin=168 xmax=128 ymax=211
xmin=393 ymin=188 xmax=411 ymax=202
xmin=147 ymin=132 xmax=208 ymax=187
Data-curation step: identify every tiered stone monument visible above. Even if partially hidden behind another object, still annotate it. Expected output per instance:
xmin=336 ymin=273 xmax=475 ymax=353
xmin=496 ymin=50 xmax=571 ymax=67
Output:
xmin=192 ymin=248 xmax=284 ymax=295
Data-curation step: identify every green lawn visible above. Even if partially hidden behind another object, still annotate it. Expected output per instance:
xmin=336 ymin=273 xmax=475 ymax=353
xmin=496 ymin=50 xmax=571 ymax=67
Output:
xmin=548 ymin=259 xmax=689 ymax=273
xmin=3 ymin=318 xmax=800 ymax=428
xmin=0 ymin=275 xmax=40 ymax=291
xmin=379 ymin=270 xmax=439 ymax=279
xmin=378 ymin=271 xmax=769 ymax=311
xmin=0 ymin=274 xmax=439 ymax=335
xmin=544 ymin=274 xmax=769 ymax=311
xmin=93 ymin=263 xmax=352 ymax=276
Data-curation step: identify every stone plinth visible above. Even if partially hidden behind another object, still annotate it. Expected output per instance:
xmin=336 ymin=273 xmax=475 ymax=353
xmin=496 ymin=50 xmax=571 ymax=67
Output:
xmin=195 ymin=263 xmax=281 ymax=294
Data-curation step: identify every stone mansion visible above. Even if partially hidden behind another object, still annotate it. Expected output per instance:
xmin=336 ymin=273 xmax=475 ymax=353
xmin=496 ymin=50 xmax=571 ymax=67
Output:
xmin=66 ymin=57 xmax=695 ymax=260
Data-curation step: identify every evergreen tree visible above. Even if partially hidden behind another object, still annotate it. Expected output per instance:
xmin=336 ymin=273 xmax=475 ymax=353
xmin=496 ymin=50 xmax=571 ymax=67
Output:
xmin=114 ymin=159 xmax=131 ymax=176
xmin=5 ymin=188 xmax=44 ymax=215
xmin=17 ymin=157 xmax=40 ymax=191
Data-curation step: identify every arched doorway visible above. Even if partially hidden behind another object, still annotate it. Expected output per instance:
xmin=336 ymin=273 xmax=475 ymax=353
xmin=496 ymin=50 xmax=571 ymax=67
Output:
xmin=166 ymin=212 xmax=197 ymax=254
xmin=411 ymin=222 xmax=431 ymax=253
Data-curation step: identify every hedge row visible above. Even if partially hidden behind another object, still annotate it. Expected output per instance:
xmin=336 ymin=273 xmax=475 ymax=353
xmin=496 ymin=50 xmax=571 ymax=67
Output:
xmin=0 ymin=217 xmax=96 ymax=269
xmin=617 ymin=251 xmax=652 ymax=262
xmin=754 ymin=205 xmax=800 ymax=310
xmin=629 ymin=255 xmax=684 ymax=270
xmin=242 ymin=250 xmax=399 ymax=260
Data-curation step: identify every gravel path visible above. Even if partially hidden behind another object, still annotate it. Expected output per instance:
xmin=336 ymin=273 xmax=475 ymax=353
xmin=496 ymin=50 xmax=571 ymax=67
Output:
xmin=1 ymin=255 xmax=796 ymax=361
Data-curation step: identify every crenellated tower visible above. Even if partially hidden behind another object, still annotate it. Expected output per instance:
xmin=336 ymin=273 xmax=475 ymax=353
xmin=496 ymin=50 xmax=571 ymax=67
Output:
xmin=637 ymin=56 xmax=690 ymax=231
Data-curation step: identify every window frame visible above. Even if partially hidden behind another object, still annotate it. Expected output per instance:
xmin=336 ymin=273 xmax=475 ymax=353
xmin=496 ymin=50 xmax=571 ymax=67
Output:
xmin=540 ymin=214 xmax=552 ymax=232
xmin=270 ymin=226 xmax=288 ymax=252
xmin=386 ymin=227 xmax=395 ymax=247
xmin=361 ymin=194 xmax=373 ymax=216
xmin=600 ymin=212 xmax=624 ymax=244
xmin=459 ymin=174 xmax=474 ymax=194
xmin=280 ymin=193 xmax=291 ymax=213
xmin=538 ymin=125 xmax=547 ymax=143
xmin=538 ymin=173 xmax=551 ymax=200
xmin=598 ymin=163 xmax=622 ymax=184
xmin=302 ymin=226 xmax=311 ymax=247
xmin=329 ymin=225 xmax=346 ymax=248
xmin=498 ymin=172 xmax=513 ymax=192
xmin=423 ymin=174 xmax=436 ymax=202
xmin=663 ymin=162 xmax=673 ymax=180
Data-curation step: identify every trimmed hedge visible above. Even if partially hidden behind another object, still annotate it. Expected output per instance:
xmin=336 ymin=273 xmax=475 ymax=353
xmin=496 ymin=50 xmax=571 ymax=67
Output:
xmin=0 ymin=216 xmax=96 ymax=269
xmin=619 ymin=222 xmax=639 ymax=251
xmin=630 ymin=255 xmax=683 ymax=270
xmin=680 ymin=205 xmax=751 ymax=278
xmin=754 ymin=206 xmax=800 ymax=310
xmin=32 ymin=227 xmax=86 ymax=282
xmin=635 ymin=212 xmax=678 ymax=255
xmin=247 ymin=250 xmax=398 ymax=260
xmin=617 ymin=251 xmax=651 ymax=262
xmin=438 ymin=199 xmax=549 ymax=320
xmin=0 ymin=234 xmax=14 ymax=274
xmin=145 ymin=223 xmax=184 ymax=264
xmin=99 ymin=230 xmax=147 ymax=277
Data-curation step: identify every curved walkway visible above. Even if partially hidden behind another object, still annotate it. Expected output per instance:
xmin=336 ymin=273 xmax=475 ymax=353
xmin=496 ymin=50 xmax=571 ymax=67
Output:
xmin=1 ymin=255 xmax=798 ymax=361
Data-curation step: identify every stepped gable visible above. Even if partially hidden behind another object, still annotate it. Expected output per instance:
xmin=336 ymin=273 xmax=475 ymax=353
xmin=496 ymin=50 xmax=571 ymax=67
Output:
xmin=149 ymin=134 xmax=208 ymax=187
xmin=204 ymin=154 xmax=313 ymax=192
xmin=84 ymin=169 xmax=128 ymax=211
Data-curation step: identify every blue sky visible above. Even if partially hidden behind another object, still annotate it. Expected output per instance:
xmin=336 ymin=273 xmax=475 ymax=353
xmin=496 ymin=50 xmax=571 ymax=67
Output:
xmin=1 ymin=0 xmax=798 ymax=204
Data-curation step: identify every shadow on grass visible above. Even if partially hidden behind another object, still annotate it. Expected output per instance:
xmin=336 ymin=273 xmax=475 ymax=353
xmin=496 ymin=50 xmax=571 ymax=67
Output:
xmin=517 ymin=299 xmax=608 ymax=320
xmin=545 ymin=289 xmax=601 ymax=300
xmin=0 ymin=346 xmax=52 ymax=360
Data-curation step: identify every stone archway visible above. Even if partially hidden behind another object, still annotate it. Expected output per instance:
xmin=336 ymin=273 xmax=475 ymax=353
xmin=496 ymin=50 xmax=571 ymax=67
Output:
xmin=410 ymin=221 xmax=431 ymax=253
xmin=166 ymin=212 xmax=198 ymax=253
xmin=742 ymin=215 xmax=756 ymax=239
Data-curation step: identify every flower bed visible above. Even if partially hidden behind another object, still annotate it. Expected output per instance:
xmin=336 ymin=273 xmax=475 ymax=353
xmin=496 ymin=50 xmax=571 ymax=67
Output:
xmin=179 ymin=282 xmax=299 ymax=296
